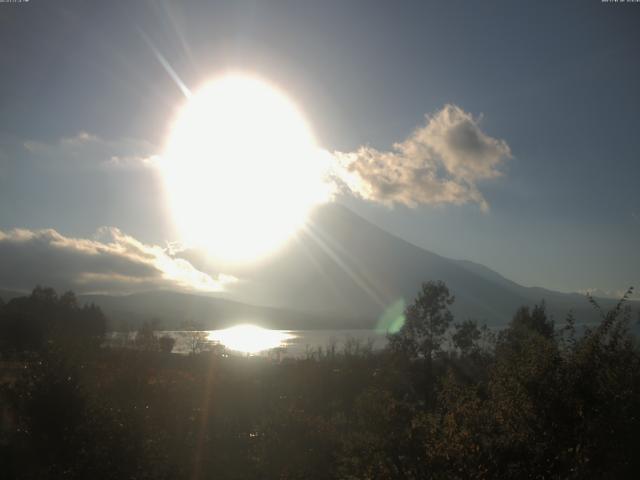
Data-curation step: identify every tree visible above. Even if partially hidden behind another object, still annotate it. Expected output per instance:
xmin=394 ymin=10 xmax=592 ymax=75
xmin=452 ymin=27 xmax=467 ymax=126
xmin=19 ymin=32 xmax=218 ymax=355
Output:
xmin=159 ymin=335 xmax=176 ymax=354
xmin=388 ymin=280 xmax=455 ymax=364
xmin=180 ymin=320 xmax=209 ymax=355
xmin=0 ymin=287 xmax=105 ymax=353
xmin=510 ymin=301 xmax=554 ymax=339
xmin=135 ymin=321 xmax=159 ymax=352
xmin=452 ymin=319 xmax=482 ymax=357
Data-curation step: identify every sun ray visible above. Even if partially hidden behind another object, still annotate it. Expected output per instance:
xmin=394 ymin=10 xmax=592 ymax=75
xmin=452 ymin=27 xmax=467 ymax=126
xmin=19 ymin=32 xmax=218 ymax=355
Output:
xmin=138 ymin=29 xmax=192 ymax=99
xmin=302 ymin=220 xmax=387 ymax=310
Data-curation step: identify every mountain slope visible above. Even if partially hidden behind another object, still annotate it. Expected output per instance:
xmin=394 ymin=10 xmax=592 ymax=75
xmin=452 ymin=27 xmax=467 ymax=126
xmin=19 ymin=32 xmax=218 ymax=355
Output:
xmin=3 ymin=205 xmax=633 ymax=330
xmin=80 ymin=290 xmax=357 ymax=331
xmin=64 ymin=204 xmax=636 ymax=329
xmin=220 ymin=203 xmax=633 ymax=325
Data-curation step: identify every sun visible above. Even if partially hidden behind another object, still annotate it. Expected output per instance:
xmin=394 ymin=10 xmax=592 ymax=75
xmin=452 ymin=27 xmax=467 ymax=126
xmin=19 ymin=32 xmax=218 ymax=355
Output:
xmin=161 ymin=74 xmax=330 ymax=262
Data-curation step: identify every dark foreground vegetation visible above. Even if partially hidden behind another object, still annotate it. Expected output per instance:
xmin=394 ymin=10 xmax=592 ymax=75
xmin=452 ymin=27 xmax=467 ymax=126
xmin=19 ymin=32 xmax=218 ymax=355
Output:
xmin=1 ymin=283 xmax=639 ymax=479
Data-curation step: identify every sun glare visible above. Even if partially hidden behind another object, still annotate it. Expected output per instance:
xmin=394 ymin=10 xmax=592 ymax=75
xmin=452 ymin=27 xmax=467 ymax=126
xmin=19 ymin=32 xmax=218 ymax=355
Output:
xmin=208 ymin=324 xmax=294 ymax=354
xmin=161 ymin=74 xmax=331 ymax=262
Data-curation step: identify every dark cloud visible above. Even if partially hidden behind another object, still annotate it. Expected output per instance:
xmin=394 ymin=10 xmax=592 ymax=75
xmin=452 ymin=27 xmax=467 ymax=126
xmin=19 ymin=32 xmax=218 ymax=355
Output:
xmin=0 ymin=227 xmax=235 ymax=294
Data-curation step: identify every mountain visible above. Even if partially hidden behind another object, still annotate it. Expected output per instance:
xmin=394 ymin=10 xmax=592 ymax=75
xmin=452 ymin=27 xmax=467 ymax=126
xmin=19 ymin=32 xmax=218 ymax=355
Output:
xmin=16 ymin=203 xmax=633 ymax=330
xmin=213 ymin=203 xmax=635 ymax=326
xmin=79 ymin=290 xmax=356 ymax=331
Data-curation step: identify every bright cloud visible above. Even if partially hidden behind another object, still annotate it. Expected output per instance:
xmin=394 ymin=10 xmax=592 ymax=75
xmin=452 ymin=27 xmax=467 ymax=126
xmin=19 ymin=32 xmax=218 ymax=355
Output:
xmin=2 ymin=105 xmax=510 ymax=296
xmin=330 ymin=104 xmax=511 ymax=210
xmin=21 ymin=104 xmax=510 ymax=215
xmin=0 ymin=227 xmax=235 ymax=294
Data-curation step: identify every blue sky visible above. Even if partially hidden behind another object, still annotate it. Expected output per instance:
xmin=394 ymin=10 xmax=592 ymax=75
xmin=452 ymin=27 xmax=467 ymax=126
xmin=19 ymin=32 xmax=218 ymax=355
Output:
xmin=0 ymin=0 xmax=639 ymax=297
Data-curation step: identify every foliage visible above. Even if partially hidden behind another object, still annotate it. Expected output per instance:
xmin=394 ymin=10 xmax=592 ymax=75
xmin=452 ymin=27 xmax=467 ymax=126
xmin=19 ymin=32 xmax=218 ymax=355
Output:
xmin=1 ymin=284 xmax=639 ymax=479
xmin=159 ymin=335 xmax=176 ymax=354
xmin=180 ymin=320 xmax=209 ymax=355
xmin=388 ymin=280 xmax=455 ymax=361
xmin=136 ymin=321 xmax=160 ymax=352
xmin=0 ymin=286 xmax=106 ymax=354
xmin=452 ymin=319 xmax=482 ymax=356
xmin=509 ymin=301 xmax=554 ymax=339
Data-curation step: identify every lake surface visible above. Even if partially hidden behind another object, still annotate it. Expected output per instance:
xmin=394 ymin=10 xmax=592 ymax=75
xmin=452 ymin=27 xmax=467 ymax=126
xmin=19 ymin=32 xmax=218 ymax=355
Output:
xmin=106 ymin=321 xmax=626 ymax=357
xmin=108 ymin=328 xmax=389 ymax=357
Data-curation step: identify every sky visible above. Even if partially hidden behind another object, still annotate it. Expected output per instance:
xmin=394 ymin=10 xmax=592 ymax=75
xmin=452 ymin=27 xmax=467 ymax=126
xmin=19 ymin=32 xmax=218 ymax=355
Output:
xmin=0 ymin=0 xmax=639 ymax=298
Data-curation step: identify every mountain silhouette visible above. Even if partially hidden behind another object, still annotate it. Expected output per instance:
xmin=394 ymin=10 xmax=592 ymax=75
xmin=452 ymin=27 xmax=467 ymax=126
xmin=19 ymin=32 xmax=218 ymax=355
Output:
xmin=4 ymin=204 xmax=631 ymax=330
xmin=187 ymin=203 xmax=634 ymax=327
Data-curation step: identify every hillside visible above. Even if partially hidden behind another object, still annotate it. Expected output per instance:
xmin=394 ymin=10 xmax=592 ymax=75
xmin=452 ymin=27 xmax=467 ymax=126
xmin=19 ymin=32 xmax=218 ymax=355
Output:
xmin=217 ymin=203 xmax=632 ymax=325
xmin=79 ymin=290 xmax=362 ymax=331
xmin=3 ymin=204 xmax=634 ymax=329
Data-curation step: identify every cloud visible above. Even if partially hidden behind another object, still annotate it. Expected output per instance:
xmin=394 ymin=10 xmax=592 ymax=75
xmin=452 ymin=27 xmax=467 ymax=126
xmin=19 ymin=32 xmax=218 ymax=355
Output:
xmin=330 ymin=105 xmax=511 ymax=210
xmin=23 ymin=132 xmax=158 ymax=170
xmin=0 ymin=227 xmax=235 ymax=294
xmin=103 ymin=154 xmax=160 ymax=170
xmin=20 ymin=106 xmax=509 ymax=214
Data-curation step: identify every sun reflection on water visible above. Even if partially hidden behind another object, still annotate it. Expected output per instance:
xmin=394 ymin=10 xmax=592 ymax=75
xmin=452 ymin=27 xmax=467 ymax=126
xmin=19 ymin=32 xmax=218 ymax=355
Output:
xmin=207 ymin=324 xmax=294 ymax=354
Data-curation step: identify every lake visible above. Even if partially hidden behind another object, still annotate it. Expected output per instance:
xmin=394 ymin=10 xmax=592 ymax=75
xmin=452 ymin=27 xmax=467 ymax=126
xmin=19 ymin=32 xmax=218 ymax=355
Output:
xmin=108 ymin=327 xmax=389 ymax=357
